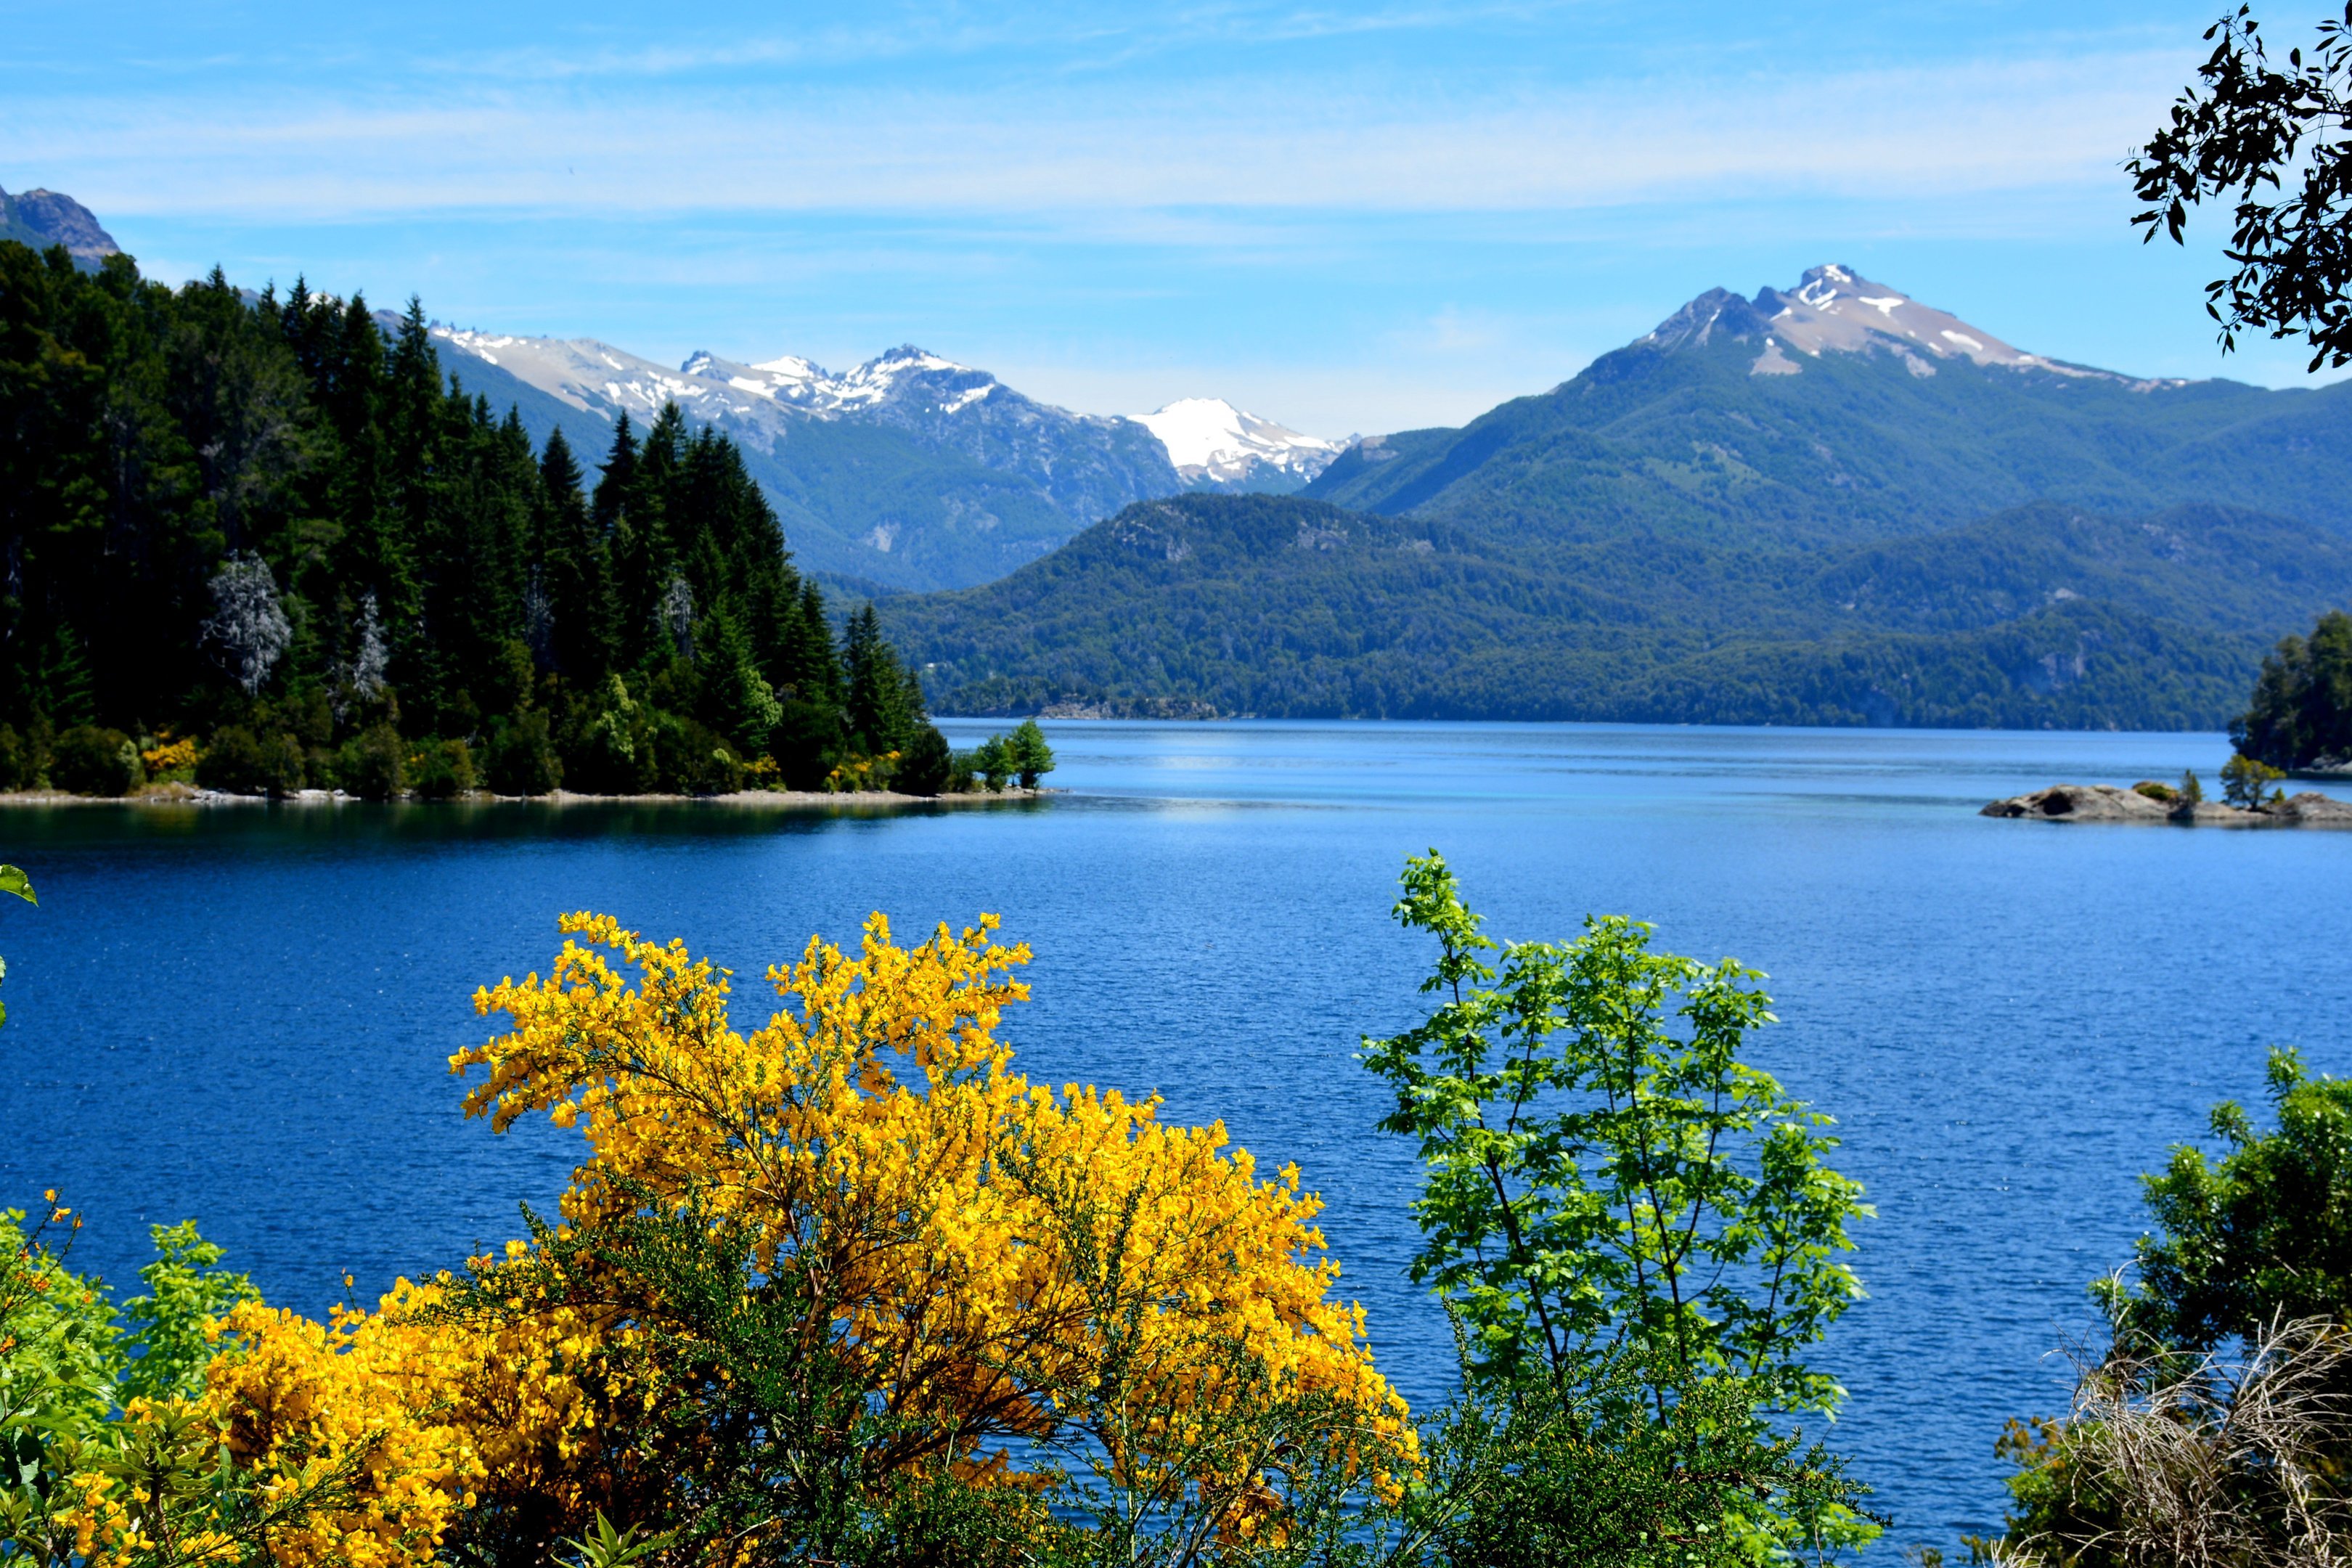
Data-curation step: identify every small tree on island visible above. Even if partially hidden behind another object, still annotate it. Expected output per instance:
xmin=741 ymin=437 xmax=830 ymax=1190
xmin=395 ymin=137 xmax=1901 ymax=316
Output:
xmin=2221 ymin=751 xmax=2287 ymax=808
xmin=972 ymin=734 xmax=1012 ymax=793
xmin=1008 ymin=719 xmax=1055 ymax=790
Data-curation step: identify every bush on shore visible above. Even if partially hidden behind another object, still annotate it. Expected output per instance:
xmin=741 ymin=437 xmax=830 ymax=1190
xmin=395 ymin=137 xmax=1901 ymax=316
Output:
xmin=49 ymin=726 xmax=142 ymax=796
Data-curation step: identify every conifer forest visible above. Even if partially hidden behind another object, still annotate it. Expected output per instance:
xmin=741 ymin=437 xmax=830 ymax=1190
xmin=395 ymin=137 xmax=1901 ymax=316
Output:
xmin=0 ymin=242 xmax=992 ymax=799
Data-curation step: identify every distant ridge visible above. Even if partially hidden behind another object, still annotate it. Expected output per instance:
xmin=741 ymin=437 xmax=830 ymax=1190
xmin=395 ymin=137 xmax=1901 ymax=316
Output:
xmin=1306 ymin=262 xmax=2352 ymax=542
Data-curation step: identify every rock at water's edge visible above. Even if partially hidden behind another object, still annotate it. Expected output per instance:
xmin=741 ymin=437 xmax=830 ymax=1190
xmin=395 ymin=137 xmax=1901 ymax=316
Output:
xmin=1980 ymin=785 xmax=2171 ymax=822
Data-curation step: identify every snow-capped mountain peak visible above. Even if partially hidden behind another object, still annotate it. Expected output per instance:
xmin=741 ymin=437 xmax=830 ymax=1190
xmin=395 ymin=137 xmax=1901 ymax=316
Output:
xmin=670 ymin=345 xmax=992 ymax=414
xmin=1128 ymin=397 xmax=1344 ymax=488
xmin=1642 ymin=264 xmax=2189 ymax=390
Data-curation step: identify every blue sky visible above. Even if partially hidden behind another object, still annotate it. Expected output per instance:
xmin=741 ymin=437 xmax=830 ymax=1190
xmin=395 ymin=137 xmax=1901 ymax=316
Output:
xmin=1 ymin=1 xmax=2322 ymax=435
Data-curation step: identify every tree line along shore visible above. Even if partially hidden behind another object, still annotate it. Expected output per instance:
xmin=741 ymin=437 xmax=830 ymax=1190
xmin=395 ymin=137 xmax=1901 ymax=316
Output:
xmin=0 ymin=242 xmax=1066 ymax=803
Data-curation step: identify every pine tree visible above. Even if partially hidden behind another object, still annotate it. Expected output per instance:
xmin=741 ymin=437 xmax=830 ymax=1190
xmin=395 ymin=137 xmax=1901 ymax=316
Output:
xmin=613 ymin=404 xmax=685 ymax=667
xmin=538 ymin=428 xmax=617 ymax=685
xmin=694 ymin=608 xmax=783 ymax=756
xmin=842 ymin=604 xmax=912 ymax=756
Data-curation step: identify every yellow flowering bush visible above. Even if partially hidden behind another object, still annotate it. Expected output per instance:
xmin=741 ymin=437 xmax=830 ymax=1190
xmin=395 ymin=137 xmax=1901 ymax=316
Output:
xmin=138 ymin=736 xmax=199 ymax=780
xmin=452 ymin=910 xmax=1410 ymax=1531
xmin=62 ymin=1295 xmax=482 ymax=1568
xmin=820 ymin=750 xmax=899 ymax=792
xmin=39 ymin=910 xmax=1411 ymax=1568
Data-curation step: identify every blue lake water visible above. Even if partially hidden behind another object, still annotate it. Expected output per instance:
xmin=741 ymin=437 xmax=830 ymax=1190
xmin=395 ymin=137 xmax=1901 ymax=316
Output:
xmin=5 ymin=719 xmax=2348 ymax=1553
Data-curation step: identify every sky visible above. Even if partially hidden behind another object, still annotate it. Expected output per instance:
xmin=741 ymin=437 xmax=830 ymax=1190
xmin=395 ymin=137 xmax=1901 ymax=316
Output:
xmin=2 ymin=0 xmax=2330 ymax=436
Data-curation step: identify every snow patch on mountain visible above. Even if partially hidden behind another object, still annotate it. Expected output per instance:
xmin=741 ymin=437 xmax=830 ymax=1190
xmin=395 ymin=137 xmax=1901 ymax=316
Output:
xmin=1128 ymin=398 xmax=1344 ymax=488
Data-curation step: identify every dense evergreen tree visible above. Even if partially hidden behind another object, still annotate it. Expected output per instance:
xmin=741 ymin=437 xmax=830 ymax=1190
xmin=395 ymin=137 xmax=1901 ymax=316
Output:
xmin=841 ymin=603 xmax=918 ymax=756
xmin=2233 ymin=608 xmax=2352 ymax=769
xmin=0 ymin=239 xmax=949 ymax=797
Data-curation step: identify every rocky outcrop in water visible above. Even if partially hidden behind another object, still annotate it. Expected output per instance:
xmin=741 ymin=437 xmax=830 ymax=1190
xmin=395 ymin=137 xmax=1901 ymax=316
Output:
xmin=1982 ymin=784 xmax=2352 ymax=827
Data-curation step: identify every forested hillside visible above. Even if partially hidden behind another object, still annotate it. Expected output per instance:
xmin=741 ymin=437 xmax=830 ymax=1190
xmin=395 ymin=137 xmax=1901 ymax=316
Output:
xmin=883 ymin=492 xmax=2352 ymax=727
xmin=0 ymin=241 xmax=943 ymax=796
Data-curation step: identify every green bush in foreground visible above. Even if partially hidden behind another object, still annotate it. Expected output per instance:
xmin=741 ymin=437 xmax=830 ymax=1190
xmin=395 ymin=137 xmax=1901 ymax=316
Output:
xmin=1990 ymin=1053 xmax=2352 ymax=1566
xmin=1363 ymin=852 xmax=1879 ymax=1564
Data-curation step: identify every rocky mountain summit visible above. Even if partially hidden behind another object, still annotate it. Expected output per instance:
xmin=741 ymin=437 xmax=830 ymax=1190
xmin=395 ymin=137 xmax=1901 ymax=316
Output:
xmin=0 ymin=186 xmax=120 ymax=270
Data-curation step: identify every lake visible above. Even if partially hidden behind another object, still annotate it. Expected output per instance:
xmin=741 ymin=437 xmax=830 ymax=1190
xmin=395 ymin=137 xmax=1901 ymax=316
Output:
xmin=4 ymin=719 xmax=2346 ymax=1553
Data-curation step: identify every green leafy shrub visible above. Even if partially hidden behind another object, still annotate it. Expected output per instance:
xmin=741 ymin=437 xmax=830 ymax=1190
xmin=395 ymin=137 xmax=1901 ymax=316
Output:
xmin=340 ymin=722 xmax=407 ymax=800
xmin=657 ymin=715 xmax=745 ymax=796
xmin=199 ymin=725 xmax=305 ymax=795
xmin=973 ymin=734 xmax=1012 ymax=793
xmin=117 ymin=1219 xmax=259 ymax=1403
xmin=1008 ymin=718 xmax=1055 ymax=789
xmin=1990 ymin=1051 xmax=2352 ymax=1566
xmin=51 ymin=725 xmax=142 ymax=796
xmin=411 ymin=738 xmax=478 ymax=800
xmin=897 ymin=724 xmax=952 ymax=797
xmin=305 ymin=746 xmax=340 ymax=791
xmin=2132 ymin=779 xmax=2179 ymax=802
xmin=1364 ymin=851 xmax=1879 ymax=1564
xmin=486 ymin=711 xmax=563 ymax=796
xmin=562 ymin=679 xmax=649 ymax=794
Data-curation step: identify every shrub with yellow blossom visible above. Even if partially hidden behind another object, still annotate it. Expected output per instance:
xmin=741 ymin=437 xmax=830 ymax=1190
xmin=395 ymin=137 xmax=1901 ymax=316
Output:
xmin=138 ymin=736 xmax=200 ymax=782
xmin=820 ymin=751 xmax=898 ymax=793
xmin=437 ymin=910 xmax=1413 ymax=1560
xmin=19 ymin=910 xmax=1416 ymax=1568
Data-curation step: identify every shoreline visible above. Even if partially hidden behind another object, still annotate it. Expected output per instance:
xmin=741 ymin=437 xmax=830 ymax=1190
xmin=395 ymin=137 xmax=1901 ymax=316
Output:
xmin=0 ymin=783 xmax=1055 ymax=810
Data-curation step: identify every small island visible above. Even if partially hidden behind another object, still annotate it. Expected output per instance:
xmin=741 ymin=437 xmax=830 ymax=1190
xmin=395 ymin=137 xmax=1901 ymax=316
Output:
xmin=1983 ymin=781 xmax=2352 ymax=827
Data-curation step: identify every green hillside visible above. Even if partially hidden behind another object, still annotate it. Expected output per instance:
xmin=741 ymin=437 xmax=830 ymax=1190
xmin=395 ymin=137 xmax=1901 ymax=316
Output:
xmin=880 ymin=493 xmax=2352 ymax=728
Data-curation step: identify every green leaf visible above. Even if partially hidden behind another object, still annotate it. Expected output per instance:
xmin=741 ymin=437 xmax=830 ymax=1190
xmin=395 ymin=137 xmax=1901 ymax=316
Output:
xmin=0 ymin=866 xmax=35 ymax=905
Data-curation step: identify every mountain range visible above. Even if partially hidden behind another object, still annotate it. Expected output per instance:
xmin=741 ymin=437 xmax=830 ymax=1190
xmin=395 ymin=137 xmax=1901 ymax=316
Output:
xmin=427 ymin=328 xmax=1341 ymax=593
xmin=879 ymin=266 xmax=2352 ymax=729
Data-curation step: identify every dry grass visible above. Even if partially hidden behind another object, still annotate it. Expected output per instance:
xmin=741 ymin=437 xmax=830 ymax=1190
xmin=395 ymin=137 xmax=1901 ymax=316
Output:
xmin=2003 ymin=1317 xmax=2352 ymax=1568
